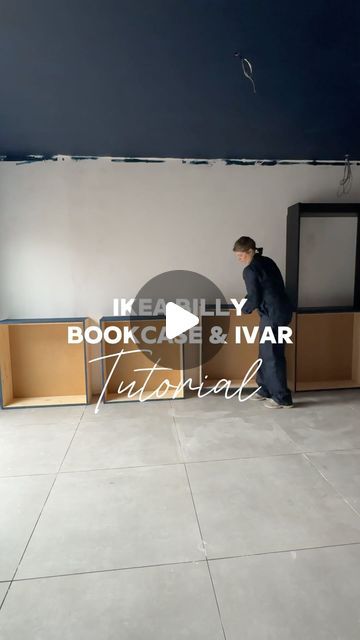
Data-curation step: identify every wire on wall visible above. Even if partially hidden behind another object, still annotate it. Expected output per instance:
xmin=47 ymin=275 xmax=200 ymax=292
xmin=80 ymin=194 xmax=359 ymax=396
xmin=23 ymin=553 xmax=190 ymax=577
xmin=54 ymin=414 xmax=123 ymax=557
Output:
xmin=234 ymin=53 xmax=256 ymax=94
xmin=337 ymin=154 xmax=352 ymax=197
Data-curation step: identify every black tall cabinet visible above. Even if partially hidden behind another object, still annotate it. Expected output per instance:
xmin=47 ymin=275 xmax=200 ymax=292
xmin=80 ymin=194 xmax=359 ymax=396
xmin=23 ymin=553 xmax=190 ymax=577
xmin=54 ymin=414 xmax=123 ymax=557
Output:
xmin=286 ymin=203 xmax=360 ymax=391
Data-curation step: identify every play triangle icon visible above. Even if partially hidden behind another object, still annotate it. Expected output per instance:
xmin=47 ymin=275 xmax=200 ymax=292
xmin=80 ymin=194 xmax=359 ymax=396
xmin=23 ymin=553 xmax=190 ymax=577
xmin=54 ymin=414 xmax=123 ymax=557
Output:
xmin=165 ymin=302 xmax=199 ymax=339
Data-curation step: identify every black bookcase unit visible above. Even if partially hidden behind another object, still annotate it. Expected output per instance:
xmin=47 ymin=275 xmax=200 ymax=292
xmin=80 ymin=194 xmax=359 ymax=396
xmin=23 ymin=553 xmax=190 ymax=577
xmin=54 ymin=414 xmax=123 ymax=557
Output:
xmin=286 ymin=203 xmax=360 ymax=392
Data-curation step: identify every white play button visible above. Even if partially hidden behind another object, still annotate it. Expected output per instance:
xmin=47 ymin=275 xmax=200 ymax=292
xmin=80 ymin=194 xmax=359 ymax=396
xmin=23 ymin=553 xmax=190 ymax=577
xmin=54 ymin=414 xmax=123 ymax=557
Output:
xmin=165 ymin=302 xmax=199 ymax=339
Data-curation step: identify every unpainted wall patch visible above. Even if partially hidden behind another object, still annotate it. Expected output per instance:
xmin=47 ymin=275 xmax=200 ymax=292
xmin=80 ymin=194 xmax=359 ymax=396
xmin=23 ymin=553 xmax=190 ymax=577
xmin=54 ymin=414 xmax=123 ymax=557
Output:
xmin=0 ymin=155 xmax=358 ymax=167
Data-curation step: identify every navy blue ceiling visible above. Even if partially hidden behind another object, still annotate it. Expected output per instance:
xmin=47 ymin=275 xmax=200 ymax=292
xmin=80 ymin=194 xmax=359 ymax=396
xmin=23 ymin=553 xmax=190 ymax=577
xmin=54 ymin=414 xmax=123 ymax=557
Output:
xmin=0 ymin=0 xmax=359 ymax=160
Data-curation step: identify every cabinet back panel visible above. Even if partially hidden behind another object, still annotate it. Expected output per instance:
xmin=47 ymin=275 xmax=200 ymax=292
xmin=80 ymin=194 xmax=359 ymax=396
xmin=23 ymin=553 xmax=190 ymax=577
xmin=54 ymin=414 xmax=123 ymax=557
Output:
xmin=296 ymin=313 xmax=354 ymax=382
xmin=298 ymin=216 xmax=357 ymax=308
xmin=102 ymin=320 xmax=182 ymax=396
xmin=202 ymin=311 xmax=260 ymax=381
xmin=9 ymin=323 xmax=86 ymax=397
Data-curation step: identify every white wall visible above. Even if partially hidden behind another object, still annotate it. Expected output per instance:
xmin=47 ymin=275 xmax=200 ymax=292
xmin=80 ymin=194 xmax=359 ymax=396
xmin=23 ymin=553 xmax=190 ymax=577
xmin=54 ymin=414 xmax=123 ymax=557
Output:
xmin=1 ymin=158 xmax=359 ymax=320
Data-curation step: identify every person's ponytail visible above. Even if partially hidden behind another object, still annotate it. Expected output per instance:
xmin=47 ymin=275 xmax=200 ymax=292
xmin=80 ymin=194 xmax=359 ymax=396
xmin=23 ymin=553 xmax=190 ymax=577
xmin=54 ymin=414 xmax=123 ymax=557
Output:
xmin=255 ymin=246 xmax=263 ymax=256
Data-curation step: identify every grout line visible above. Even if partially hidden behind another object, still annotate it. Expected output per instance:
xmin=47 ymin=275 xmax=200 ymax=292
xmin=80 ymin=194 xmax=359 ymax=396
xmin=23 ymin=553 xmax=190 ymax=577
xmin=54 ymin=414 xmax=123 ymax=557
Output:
xmin=205 ymin=560 xmax=228 ymax=640
xmin=1 ymin=447 xmax=360 ymax=480
xmin=0 ymin=407 xmax=86 ymax=612
xmin=0 ymin=471 xmax=62 ymax=479
xmin=169 ymin=402 xmax=185 ymax=465
xmin=56 ymin=409 xmax=87 ymax=474
xmin=0 ymin=461 xmax=183 ymax=479
xmin=0 ymin=420 xmax=82 ymax=427
xmin=10 ymin=558 xmax=207 ymax=584
xmin=303 ymin=453 xmax=360 ymax=521
xmin=171 ymin=409 xmax=206 ymax=558
xmin=5 ymin=541 xmax=360 ymax=584
xmin=171 ymin=404 xmax=227 ymax=640
xmin=207 ymin=540 xmax=360 ymax=563
xmin=264 ymin=415 xmax=304 ymax=452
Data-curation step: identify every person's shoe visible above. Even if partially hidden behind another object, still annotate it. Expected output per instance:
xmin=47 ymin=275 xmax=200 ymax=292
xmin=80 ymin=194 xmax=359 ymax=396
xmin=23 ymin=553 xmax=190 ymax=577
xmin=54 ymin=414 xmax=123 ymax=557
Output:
xmin=264 ymin=398 xmax=294 ymax=409
xmin=248 ymin=392 xmax=270 ymax=401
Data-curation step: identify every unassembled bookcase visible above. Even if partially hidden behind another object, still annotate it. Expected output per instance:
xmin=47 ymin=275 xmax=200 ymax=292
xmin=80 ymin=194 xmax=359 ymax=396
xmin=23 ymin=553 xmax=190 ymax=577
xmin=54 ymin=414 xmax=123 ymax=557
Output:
xmin=286 ymin=203 xmax=360 ymax=391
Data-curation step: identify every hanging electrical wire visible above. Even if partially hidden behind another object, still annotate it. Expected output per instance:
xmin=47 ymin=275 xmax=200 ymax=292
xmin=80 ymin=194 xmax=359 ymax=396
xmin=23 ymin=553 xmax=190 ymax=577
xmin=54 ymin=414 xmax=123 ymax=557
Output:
xmin=234 ymin=52 xmax=256 ymax=94
xmin=337 ymin=154 xmax=352 ymax=197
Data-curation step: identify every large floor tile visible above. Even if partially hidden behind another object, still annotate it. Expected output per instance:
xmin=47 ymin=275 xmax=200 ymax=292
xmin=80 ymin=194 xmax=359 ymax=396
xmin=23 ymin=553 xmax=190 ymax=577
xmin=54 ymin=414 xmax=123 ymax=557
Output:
xmin=0 ymin=563 xmax=223 ymax=640
xmin=83 ymin=399 xmax=174 ymax=421
xmin=170 ymin=392 xmax=265 ymax=418
xmin=17 ymin=465 xmax=203 ymax=579
xmin=0 ymin=405 xmax=84 ymax=427
xmin=0 ymin=475 xmax=54 ymax=581
xmin=172 ymin=390 xmax=360 ymax=423
xmin=210 ymin=544 xmax=360 ymax=640
xmin=307 ymin=450 xmax=360 ymax=513
xmin=175 ymin=413 xmax=298 ymax=462
xmin=269 ymin=403 xmax=360 ymax=452
xmin=0 ymin=423 xmax=76 ymax=476
xmin=187 ymin=455 xmax=360 ymax=558
xmin=62 ymin=415 xmax=182 ymax=471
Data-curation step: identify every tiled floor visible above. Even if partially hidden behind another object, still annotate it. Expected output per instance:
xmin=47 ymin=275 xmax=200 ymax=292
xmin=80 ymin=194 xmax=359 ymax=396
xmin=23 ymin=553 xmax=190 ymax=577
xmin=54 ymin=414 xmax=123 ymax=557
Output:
xmin=0 ymin=390 xmax=360 ymax=639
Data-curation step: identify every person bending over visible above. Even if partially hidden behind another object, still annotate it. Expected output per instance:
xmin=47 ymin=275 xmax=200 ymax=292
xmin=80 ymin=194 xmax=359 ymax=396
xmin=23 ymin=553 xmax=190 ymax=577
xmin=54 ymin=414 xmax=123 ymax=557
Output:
xmin=233 ymin=235 xmax=294 ymax=409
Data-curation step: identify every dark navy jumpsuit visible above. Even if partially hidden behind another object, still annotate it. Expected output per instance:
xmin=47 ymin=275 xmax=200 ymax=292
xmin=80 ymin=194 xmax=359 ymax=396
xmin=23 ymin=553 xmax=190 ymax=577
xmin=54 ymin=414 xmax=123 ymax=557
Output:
xmin=242 ymin=253 xmax=293 ymax=405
